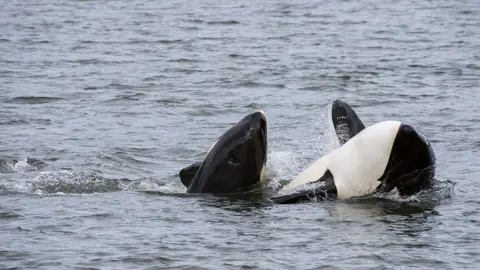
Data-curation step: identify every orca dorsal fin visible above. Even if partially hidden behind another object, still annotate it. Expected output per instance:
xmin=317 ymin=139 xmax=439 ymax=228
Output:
xmin=179 ymin=161 xmax=202 ymax=188
xmin=331 ymin=99 xmax=366 ymax=145
xmin=271 ymin=170 xmax=337 ymax=204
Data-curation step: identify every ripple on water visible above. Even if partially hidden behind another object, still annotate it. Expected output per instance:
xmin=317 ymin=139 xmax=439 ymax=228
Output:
xmin=206 ymin=20 xmax=241 ymax=25
xmin=5 ymin=96 xmax=64 ymax=104
xmin=0 ymin=211 xmax=23 ymax=219
xmin=234 ymin=81 xmax=286 ymax=89
xmin=104 ymin=93 xmax=147 ymax=103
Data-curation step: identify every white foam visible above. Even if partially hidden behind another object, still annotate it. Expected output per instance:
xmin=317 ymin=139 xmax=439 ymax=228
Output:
xmin=136 ymin=179 xmax=187 ymax=193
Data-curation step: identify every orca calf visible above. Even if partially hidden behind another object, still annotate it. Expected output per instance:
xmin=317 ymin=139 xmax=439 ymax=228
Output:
xmin=180 ymin=110 xmax=268 ymax=194
xmin=272 ymin=100 xmax=435 ymax=204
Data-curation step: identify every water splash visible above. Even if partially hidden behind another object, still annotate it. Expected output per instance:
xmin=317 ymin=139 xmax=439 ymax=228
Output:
xmin=133 ymin=177 xmax=187 ymax=194
xmin=0 ymin=157 xmax=47 ymax=173
xmin=373 ymin=178 xmax=455 ymax=203
xmin=9 ymin=170 xmax=132 ymax=196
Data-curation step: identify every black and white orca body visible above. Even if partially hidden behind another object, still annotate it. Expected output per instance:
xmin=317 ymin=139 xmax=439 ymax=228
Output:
xmin=272 ymin=100 xmax=435 ymax=204
xmin=180 ymin=110 xmax=268 ymax=194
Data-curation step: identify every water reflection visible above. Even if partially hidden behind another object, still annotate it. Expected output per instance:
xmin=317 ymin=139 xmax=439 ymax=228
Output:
xmin=197 ymin=192 xmax=270 ymax=215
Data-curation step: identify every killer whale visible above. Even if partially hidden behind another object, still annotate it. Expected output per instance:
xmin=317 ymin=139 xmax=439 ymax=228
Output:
xmin=181 ymin=110 xmax=268 ymax=194
xmin=272 ymin=100 xmax=435 ymax=204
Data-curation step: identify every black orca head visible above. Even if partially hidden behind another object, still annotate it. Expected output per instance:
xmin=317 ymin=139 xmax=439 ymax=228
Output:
xmin=376 ymin=123 xmax=436 ymax=196
xmin=186 ymin=111 xmax=268 ymax=194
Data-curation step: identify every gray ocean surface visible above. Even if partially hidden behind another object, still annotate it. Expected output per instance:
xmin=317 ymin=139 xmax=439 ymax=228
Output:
xmin=1 ymin=0 xmax=479 ymax=269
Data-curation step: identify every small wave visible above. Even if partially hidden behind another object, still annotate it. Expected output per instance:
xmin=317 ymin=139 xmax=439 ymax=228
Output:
xmin=143 ymin=75 xmax=168 ymax=81
xmin=0 ymin=119 xmax=29 ymax=125
xmin=111 ymin=147 xmax=158 ymax=156
xmin=339 ymin=20 xmax=368 ymax=25
xmin=185 ymin=19 xmax=205 ymax=24
xmin=228 ymin=53 xmax=249 ymax=59
xmin=243 ymin=102 xmax=264 ymax=109
xmin=0 ymin=211 xmax=23 ymax=219
xmin=393 ymin=37 xmax=433 ymax=44
xmin=167 ymin=58 xmax=202 ymax=63
xmin=466 ymin=64 xmax=479 ymax=70
xmin=67 ymin=59 xmax=132 ymax=65
xmin=79 ymin=40 xmax=97 ymax=44
xmin=105 ymin=82 xmax=137 ymax=90
xmin=156 ymin=39 xmax=184 ymax=44
xmin=185 ymin=108 xmax=218 ymax=117
xmin=235 ymin=81 xmax=286 ymax=89
xmin=83 ymin=86 xmax=100 ymax=90
xmin=79 ymin=212 xmax=113 ymax=219
xmin=303 ymin=12 xmax=336 ymax=18
xmin=99 ymin=151 xmax=158 ymax=167
xmin=178 ymin=26 xmax=200 ymax=31
xmin=207 ymin=20 xmax=240 ymax=25
xmin=199 ymin=36 xmax=236 ymax=41
xmin=156 ymin=98 xmax=187 ymax=106
xmin=164 ymin=67 xmax=205 ymax=74
xmin=298 ymin=86 xmax=322 ymax=91
xmin=6 ymin=96 xmax=63 ymax=104
xmin=106 ymin=93 xmax=146 ymax=102
xmin=18 ymin=38 xmax=50 ymax=44
xmin=458 ymin=10 xmax=474 ymax=15
xmin=408 ymin=64 xmax=432 ymax=68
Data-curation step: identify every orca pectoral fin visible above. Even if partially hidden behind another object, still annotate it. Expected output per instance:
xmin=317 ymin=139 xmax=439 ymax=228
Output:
xmin=179 ymin=161 xmax=202 ymax=188
xmin=331 ymin=99 xmax=366 ymax=145
xmin=271 ymin=188 xmax=327 ymax=204
xmin=271 ymin=185 xmax=337 ymax=204
xmin=271 ymin=171 xmax=337 ymax=204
